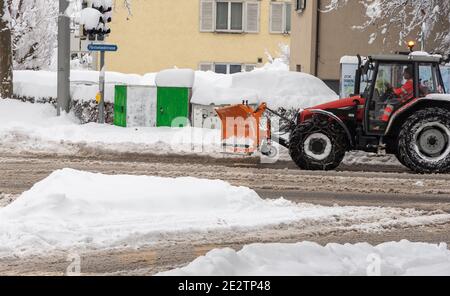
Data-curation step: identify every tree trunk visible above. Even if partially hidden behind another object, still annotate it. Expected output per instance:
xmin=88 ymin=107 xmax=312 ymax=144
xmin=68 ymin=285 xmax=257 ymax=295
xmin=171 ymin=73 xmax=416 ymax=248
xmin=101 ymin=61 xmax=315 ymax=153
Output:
xmin=0 ymin=0 xmax=13 ymax=99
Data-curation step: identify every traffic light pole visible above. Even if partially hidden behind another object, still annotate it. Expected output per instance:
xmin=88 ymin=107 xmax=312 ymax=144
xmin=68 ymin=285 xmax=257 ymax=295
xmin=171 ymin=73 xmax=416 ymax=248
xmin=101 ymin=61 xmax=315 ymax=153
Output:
xmin=57 ymin=0 xmax=71 ymax=115
xmin=98 ymin=50 xmax=105 ymax=124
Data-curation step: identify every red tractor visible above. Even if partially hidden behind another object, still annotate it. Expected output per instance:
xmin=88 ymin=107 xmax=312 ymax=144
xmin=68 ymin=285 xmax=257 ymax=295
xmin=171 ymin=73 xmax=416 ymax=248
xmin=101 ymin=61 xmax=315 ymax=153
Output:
xmin=287 ymin=54 xmax=450 ymax=173
xmin=217 ymin=54 xmax=450 ymax=173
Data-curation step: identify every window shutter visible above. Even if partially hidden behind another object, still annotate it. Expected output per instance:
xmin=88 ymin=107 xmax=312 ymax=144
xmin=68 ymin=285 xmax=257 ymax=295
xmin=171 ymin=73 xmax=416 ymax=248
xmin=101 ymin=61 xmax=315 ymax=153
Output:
xmin=199 ymin=63 xmax=214 ymax=72
xmin=245 ymin=2 xmax=260 ymax=33
xmin=270 ymin=2 xmax=284 ymax=34
xmin=200 ymin=0 xmax=214 ymax=32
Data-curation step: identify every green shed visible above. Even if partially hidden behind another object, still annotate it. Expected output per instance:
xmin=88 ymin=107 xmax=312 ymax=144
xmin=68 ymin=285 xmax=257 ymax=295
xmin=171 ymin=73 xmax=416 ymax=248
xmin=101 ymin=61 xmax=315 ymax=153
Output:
xmin=155 ymin=69 xmax=195 ymax=127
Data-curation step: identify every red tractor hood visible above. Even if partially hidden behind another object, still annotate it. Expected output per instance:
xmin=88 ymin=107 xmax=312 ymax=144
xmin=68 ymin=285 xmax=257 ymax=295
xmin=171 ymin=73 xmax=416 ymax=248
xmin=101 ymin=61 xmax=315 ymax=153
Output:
xmin=305 ymin=96 xmax=365 ymax=111
xmin=300 ymin=96 xmax=366 ymax=122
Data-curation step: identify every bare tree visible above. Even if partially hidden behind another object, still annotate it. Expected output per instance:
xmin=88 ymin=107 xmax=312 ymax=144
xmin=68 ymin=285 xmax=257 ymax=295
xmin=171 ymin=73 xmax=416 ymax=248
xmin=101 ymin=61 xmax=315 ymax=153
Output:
xmin=0 ymin=0 xmax=13 ymax=99
xmin=324 ymin=0 xmax=450 ymax=54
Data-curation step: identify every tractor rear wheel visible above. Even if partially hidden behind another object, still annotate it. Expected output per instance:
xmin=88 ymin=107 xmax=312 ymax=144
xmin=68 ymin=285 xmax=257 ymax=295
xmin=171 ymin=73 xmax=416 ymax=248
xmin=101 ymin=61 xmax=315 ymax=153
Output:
xmin=289 ymin=116 xmax=348 ymax=171
xmin=398 ymin=107 xmax=450 ymax=173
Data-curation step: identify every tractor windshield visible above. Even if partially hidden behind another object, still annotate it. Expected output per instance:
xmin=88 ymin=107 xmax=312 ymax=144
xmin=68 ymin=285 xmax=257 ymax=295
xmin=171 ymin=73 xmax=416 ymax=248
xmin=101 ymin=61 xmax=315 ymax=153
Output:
xmin=368 ymin=63 xmax=414 ymax=132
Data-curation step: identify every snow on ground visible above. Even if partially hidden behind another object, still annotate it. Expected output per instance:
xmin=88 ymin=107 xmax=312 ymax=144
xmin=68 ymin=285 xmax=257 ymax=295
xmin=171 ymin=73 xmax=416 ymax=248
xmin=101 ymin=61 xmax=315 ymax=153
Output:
xmin=0 ymin=99 xmax=221 ymax=155
xmin=0 ymin=169 xmax=449 ymax=258
xmin=159 ymin=240 xmax=450 ymax=276
xmin=0 ymin=99 xmax=403 ymax=167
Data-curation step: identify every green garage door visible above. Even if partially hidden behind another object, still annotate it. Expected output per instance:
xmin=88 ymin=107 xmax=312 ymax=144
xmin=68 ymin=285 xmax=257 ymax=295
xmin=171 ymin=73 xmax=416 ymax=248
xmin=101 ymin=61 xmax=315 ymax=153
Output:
xmin=157 ymin=87 xmax=190 ymax=127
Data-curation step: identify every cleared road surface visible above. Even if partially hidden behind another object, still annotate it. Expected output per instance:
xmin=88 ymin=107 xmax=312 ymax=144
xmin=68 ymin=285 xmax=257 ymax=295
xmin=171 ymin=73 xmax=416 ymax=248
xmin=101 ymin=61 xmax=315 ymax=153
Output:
xmin=1 ymin=152 xmax=450 ymax=275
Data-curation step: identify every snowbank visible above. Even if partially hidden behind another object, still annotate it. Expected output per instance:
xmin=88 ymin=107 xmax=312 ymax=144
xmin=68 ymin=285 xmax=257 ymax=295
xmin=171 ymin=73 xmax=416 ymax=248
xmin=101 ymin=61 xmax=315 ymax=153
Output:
xmin=234 ymin=71 xmax=338 ymax=109
xmin=155 ymin=69 xmax=195 ymax=88
xmin=160 ymin=241 xmax=450 ymax=276
xmin=13 ymin=67 xmax=338 ymax=109
xmin=13 ymin=70 xmax=148 ymax=103
xmin=0 ymin=99 xmax=221 ymax=155
xmin=1 ymin=169 xmax=450 ymax=257
xmin=192 ymin=71 xmax=338 ymax=109
xmin=0 ymin=99 xmax=405 ymax=168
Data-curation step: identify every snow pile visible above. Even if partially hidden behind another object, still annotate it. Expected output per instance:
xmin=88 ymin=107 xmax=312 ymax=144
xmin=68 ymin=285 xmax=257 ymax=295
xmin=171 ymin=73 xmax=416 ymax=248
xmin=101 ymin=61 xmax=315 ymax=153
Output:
xmin=160 ymin=241 xmax=450 ymax=276
xmin=13 ymin=70 xmax=145 ymax=103
xmin=256 ymin=57 xmax=290 ymax=72
xmin=342 ymin=151 xmax=401 ymax=167
xmin=0 ymin=99 xmax=221 ymax=155
xmin=155 ymin=69 xmax=195 ymax=88
xmin=192 ymin=71 xmax=338 ymax=109
xmin=0 ymin=99 xmax=77 ymax=127
xmin=233 ymin=71 xmax=338 ymax=109
xmin=13 ymin=66 xmax=338 ymax=110
xmin=0 ymin=99 xmax=416 ymax=168
xmin=191 ymin=71 xmax=248 ymax=105
xmin=1 ymin=169 xmax=450 ymax=257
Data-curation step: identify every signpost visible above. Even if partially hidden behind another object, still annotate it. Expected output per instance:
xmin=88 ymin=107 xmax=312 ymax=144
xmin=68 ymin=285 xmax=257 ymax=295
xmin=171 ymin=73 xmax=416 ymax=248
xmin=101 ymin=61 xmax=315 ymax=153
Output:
xmin=88 ymin=43 xmax=118 ymax=124
xmin=57 ymin=0 xmax=71 ymax=116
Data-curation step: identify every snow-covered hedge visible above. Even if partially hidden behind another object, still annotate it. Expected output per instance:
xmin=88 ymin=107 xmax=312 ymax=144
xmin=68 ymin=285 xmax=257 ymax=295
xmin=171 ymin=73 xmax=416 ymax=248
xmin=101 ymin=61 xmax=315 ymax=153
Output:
xmin=11 ymin=68 xmax=338 ymax=124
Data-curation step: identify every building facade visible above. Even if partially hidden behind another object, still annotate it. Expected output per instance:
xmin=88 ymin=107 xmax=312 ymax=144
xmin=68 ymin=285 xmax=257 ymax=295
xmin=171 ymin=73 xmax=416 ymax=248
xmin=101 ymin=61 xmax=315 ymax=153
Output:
xmin=108 ymin=0 xmax=292 ymax=74
xmin=290 ymin=0 xmax=446 ymax=92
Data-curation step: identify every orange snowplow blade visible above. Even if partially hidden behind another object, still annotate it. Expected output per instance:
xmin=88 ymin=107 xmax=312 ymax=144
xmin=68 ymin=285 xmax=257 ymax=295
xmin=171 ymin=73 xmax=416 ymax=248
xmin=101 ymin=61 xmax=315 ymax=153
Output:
xmin=215 ymin=103 xmax=269 ymax=154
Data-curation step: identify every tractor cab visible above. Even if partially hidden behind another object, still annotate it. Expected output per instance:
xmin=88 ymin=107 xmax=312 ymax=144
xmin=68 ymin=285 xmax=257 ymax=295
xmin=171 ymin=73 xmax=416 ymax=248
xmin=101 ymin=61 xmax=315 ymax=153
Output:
xmin=358 ymin=54 xmax=446 ymax=135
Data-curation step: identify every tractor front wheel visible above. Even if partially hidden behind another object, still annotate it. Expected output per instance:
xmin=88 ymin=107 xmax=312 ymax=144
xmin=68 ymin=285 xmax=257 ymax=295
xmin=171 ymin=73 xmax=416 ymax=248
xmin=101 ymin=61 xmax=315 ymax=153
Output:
xmin=398 ymin=107 xmax=450 ymax=173
xmin=289 ymin=117 xmax=348 ymax=171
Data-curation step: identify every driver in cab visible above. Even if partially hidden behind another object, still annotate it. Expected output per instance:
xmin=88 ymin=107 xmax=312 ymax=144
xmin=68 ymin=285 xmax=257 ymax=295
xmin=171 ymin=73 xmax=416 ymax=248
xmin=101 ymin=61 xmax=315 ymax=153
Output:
xmin=381 ymin=66 xmax=414 ymax=123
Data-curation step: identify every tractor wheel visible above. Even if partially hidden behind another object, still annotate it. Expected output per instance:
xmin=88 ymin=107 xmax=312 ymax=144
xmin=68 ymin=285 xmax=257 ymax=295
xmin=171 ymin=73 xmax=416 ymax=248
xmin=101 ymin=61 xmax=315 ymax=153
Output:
xmin=289 ymin=116 xmax=348 ymax=171
xmin=395 ymin=150 xmax=408 ymax=167
xmin=398 ymin=107 xmax=450 ymax=174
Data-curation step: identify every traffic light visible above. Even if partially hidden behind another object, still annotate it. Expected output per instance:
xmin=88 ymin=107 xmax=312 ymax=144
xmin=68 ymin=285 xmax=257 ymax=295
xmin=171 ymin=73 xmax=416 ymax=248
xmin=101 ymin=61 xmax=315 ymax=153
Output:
xmin=80 ymin=0 xmax=113 ymax=42
xmin=94 ymin=0 xmax=113 ymax=41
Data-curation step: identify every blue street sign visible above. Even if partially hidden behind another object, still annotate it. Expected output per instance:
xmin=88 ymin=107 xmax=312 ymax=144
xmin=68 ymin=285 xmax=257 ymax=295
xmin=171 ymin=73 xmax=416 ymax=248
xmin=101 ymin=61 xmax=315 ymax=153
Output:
xmin=88 ymin=44 xmax=118 ymax=52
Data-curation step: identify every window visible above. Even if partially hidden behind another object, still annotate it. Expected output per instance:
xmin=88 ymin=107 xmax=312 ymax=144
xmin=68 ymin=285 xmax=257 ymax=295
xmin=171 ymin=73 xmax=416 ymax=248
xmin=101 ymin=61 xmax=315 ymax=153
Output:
xmin=216 ymin=1 xmax=243 ymax=31
xmin=199 ymin=62 xmax=214 ymax=72
xmin=295 ymin=0 xmax=306 ymax=11
xmin=214 ymin=63 xmax=242 ymax=74
xmin=200 ymin=1 xmax=260 ymax=33
xmin=200 ymin=63 xmax=258 ymax=74
xmin=440 ymin=65 xmax=450 ymax=94
xmin=419 ymin=63 xmax=443 ymax=96
xmin=270 ymin=2 xmax=292 ymax=34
